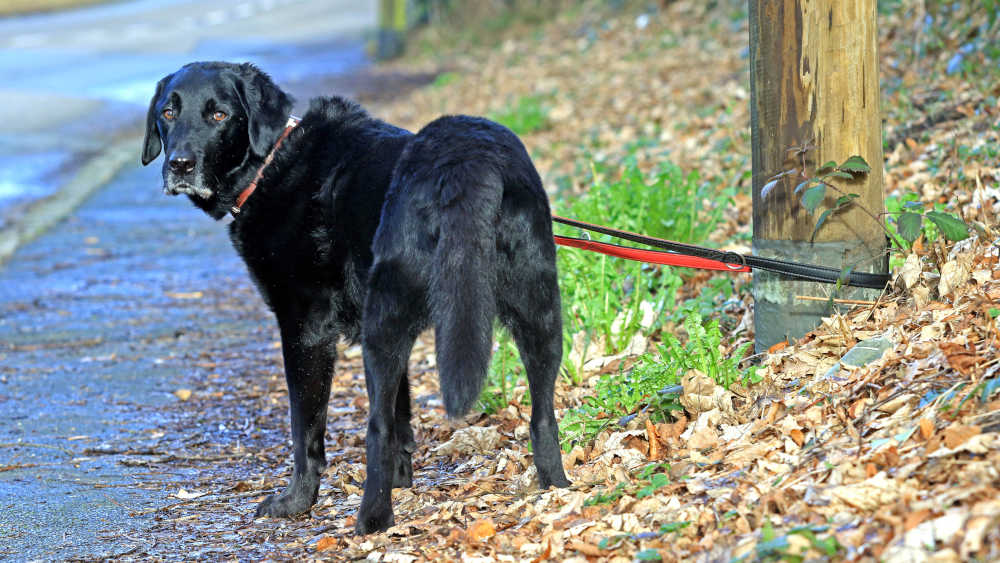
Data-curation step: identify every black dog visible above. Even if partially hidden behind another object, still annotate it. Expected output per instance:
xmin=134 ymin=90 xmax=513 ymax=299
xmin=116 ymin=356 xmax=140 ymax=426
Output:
xmin=141 ymin=62 xmax=569 ymax=533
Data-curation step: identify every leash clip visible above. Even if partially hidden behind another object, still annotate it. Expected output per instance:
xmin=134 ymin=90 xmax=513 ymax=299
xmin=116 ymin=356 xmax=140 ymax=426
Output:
xmin=722 ymin=251 xmax=747 ymax=271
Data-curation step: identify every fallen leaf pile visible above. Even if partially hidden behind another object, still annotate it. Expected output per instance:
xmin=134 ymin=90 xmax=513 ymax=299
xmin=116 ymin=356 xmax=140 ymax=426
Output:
xmin=126 ymin=1 xmax=1000 ymax=560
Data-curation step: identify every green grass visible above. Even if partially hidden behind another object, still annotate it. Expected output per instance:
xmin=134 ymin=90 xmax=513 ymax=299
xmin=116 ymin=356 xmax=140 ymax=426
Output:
xmin=556 ymin=156 xmax=727 ymax=379
xmin=488 ymin=94 xmax=552 ymax=136
xmin=477 ymin=328 xmax=523 ymax=415
xmin=559 ymin=312 xmax=756 ymax=451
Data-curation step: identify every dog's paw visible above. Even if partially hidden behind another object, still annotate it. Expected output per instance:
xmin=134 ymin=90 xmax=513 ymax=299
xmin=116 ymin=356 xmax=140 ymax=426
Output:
xmin=542 ymin=475 xmax=572 ymax=489
xmin=355 ymin=506 xmax=394 ymax=535
xmin=538 ymin=470 xmax=571 ymax=490
xmin=255 ymin=492 xmax=313 ymax=519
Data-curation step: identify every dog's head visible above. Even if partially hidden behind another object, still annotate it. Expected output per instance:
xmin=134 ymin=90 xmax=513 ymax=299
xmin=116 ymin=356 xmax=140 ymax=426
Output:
xmin=141 ymin=62 xmax=293 ymax=218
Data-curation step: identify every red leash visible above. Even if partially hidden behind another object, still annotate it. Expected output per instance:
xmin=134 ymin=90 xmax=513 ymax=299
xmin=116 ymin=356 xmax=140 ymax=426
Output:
xmin=553 ymin=235 xmax=749 ymax=272
xmin=552 ymin=214 xmax=891 ymax=289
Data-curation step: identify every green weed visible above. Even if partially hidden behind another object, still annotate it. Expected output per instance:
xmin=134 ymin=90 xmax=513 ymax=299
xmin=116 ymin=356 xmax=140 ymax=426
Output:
xmin=431 ymin=71 xmax=458 ymax=88
xmin=556 ymin=156 xmax=728 ymax=380
xmin=657 ymin=312 xmax=755 ymax=390
xmin=488 ymin=94 xmax=552 ymax=135
xmin=559 ymin=311 xmax=755 ymax=450
xmin=477 ymin=328 xmax=523 ymax=414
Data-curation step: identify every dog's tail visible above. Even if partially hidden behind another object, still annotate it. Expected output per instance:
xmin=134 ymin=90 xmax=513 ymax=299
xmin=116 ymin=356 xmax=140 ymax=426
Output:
xmin=431 ymin=168 xmax=503 ymax=419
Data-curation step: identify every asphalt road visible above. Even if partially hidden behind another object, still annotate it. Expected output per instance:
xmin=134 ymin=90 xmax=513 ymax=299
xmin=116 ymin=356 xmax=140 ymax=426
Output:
xmin=0 ymin=0 xmax=382 ymax=558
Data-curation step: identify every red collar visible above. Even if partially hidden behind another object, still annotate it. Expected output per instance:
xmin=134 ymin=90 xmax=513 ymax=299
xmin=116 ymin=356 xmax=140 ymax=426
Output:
xmin=230 ymin=116 xmax=301 ymax=217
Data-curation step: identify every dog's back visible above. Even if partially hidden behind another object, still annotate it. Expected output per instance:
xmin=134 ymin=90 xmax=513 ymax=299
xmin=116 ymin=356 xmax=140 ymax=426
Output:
xmin=370 ymin=116 xmax=557 ymax=416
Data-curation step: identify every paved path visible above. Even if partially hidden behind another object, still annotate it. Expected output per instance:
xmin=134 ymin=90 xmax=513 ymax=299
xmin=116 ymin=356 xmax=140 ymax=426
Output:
xmin=0 ymin=162 xmax=273 ymax=559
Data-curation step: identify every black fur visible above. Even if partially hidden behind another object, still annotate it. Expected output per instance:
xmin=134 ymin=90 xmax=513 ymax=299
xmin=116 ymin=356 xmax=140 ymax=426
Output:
xmin=142 ymin=62 xmax=570 ymax=534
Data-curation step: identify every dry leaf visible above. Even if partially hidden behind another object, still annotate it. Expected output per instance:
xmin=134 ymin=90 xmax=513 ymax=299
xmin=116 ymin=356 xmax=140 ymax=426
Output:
xmin=173 ymin=488 xmax=206 ymax=500
xmin=566 ymin=540 xmax=602 ymax=557
xmin=467 ymin=518 xmax=497 ymax=541
xmin=687 ymin=425 xmax=719 ymax=450
xmin=942 ymin=424 xmax=981 ymax=449
xmin=433 ymin=426 xmax=502 ymax=456
xmin=903 ymin=508 xmax=934 ymax=531
xmin=645 ymin=419 xmax=663 ymax=460
xmin=899 ymin=252 xmax=921 ymax=289
xmin=939 ymin=341 xmax=981 ymax=375
xmin=315 ymin=536 xmax=339 ymax=551
xmin=918 ymin=418 xmax=935 ymax=440
xmin=939 ymin=254 xmax=973 ymax=296
xmin=828 ymin=472 xmax=903 ymax=510
xmin=929 ymin=432 xmax=996 ymax=457
xmin=529 ymin=538 xmax=552 ymax=563
xmin=788 ymin=428 xmax=805 ymax=447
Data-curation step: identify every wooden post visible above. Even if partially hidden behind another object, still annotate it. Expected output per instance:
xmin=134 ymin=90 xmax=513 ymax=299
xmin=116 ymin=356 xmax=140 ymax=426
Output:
xmin=749 ymin=0 xmax=888 ymax=352
xmin=376 ymin=0 xmax=408 ymax=60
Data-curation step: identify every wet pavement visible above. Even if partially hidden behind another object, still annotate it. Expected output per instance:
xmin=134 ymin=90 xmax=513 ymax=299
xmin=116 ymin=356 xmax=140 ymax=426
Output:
xmin=0 ymin=163 xmax=277 ymax=559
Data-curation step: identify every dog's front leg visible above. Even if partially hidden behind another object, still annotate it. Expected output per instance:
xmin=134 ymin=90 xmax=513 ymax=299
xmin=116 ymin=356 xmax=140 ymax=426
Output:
xmin=256 ymin=321 xmax=334 ymax=519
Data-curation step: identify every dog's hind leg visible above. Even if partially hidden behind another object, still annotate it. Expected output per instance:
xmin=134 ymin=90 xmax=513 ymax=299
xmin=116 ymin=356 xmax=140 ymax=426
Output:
xmin=503 ymin=266 xmax=571 ymax=490
xmin=392 ymin=375 xmax=416 ymax=488
xmin=256 ymin=319 xmax=334 ymax=518
xmin=357 ymin=259 xmax=424 ymax=534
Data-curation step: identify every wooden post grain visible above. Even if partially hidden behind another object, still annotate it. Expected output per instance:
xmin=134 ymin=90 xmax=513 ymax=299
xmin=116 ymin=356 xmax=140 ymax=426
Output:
xmin=749 ymin=0 xmax=888 ymax=351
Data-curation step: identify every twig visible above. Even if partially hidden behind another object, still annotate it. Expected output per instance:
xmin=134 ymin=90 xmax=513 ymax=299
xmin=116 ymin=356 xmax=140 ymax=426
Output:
xmin=0 ymin=463 xmax=40 ymax=472
xmin=794 ymin=295 xmax=878 ymax=306
xmin=83 ymin=447 xmax=166 ymax=456
xmin=0 ymin=442 xmax=74 ymax=456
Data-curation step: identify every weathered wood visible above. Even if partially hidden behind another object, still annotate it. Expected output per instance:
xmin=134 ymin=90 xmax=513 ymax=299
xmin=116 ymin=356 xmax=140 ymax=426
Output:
xmin=749 ymin=0 xmax=888 ymax=351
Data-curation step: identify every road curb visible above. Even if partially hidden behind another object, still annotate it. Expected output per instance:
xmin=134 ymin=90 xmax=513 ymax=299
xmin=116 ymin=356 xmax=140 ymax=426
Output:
xmin=0 ymin=136 xmax=140 ymax=267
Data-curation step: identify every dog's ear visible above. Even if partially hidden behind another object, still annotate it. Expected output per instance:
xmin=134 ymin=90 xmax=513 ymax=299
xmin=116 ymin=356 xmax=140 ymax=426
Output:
xmin=233 ymin=63 xmax=294 ymax=156
xmin=141 ymin=74 xmax=171 ymax=166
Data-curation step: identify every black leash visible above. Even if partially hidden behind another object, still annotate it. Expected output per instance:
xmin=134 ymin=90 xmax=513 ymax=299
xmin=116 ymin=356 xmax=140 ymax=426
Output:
xmin=552 ymin=215 xmax=891 ymax=290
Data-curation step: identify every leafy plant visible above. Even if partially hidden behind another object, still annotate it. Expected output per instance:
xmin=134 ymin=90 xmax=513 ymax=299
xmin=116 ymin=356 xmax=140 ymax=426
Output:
xmin=657 ymin=312 xmax=756 ymax=389
xmin=764 ymin=152 xmax=970 ymax=252
xmin=477 ymin=328 xmax=522 ymax=414
xmin=559 ymin=312 xmax=754 ymax=450
xmin=557 ymin=156 xmax=729 ymax=380
xmin=431 ymin=71 xmax=458 ymax=88
xmin=739 ymin=523 xmax=843 ymax=562
xmin=559 ymin=368 xmax=658 ymax=451
xmin=584 ymin=483 xmax=626 ymax=506
xmin=885 ymin=191 xmax=970 ymax=249
xmin=488 ymin=94 xmax=552 ymax=135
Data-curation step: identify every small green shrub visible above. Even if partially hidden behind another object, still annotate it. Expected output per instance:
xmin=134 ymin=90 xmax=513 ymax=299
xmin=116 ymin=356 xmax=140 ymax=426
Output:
xmin=431 ymin=71 xmax=458 ymax=88
xmin=556 ymin=157 xmax=728 ymax=380
xmin=657 ymin=312 xmax=755 ymax=390
xmin=488 ymin=95 xmax=552 ymax=135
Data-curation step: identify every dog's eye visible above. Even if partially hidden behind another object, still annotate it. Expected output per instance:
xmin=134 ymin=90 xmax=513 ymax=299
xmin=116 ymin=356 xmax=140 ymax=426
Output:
xmin=162 ymin=108 xmax=175 ymax=120
xmin=212 ymin=111 xmax=228 ymax=122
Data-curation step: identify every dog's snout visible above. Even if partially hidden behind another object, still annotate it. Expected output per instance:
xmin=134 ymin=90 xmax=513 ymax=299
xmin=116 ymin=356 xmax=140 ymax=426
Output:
xmin=169 ymin=154 xmax=196 ymax=175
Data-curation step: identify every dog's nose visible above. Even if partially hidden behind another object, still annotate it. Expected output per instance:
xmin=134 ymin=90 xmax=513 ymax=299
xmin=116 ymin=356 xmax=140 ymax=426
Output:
xmin=169 ymin=155 xmax=196 ymax=175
